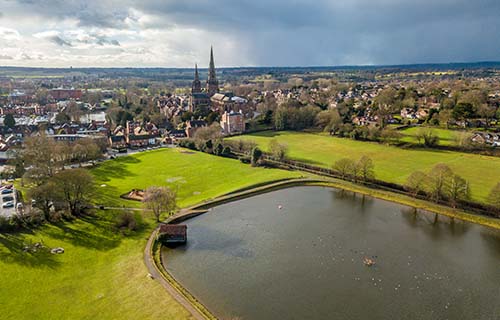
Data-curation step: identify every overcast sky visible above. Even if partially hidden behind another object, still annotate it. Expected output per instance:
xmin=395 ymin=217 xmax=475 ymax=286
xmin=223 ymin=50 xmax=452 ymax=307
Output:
xmin=0 ymin=0 xmax=499 ymax=68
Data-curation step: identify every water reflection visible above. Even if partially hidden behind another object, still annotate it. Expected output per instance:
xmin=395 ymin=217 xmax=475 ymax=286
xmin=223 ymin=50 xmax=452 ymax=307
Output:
xmin=163 ymin=186 xmax=500 ymax=320
xmin=400 ymin=207 xmax=470 ymax=239
xmin=480 ymin=229 xmax=500 ymax=259
xmin=331 ymin=189 xmax=374 ymax=213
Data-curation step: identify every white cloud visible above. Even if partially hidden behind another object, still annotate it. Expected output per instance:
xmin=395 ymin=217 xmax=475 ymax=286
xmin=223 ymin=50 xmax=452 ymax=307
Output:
xmin=0 ymin=0 xmax=499 ymax=67
xmin=0 ymin=27 xmax=21 ymax=41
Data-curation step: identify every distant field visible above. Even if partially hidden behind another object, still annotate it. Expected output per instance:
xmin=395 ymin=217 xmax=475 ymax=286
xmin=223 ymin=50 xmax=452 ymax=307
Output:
xmin=228 ymin=131 xmax=500 ymax=202
xmin=399 ymin=127 xmax=461 ymax=146
xmin=0 ymin=148 xmax=301 ymax=320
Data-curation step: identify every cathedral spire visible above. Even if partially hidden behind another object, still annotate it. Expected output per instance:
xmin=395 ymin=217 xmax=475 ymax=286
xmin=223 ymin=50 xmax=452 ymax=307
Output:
xmin=209 ymin=46 xmax=215 ymax=75
xmin=207 ymin=46 xmax=219 ymax=96
xmin=191 ymin=63 xmax=201 ymax=93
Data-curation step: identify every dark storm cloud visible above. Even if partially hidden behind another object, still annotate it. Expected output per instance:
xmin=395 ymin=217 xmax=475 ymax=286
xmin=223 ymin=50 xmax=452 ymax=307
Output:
xmin=15 ymin=0 xmax=130 ymax=28
xmin=49 ymin=35 xmax=72 ymax=47
xmin=9 ymin=0 xmax=500 ymax=65
xmin=36 ymin=31 xmax=121 ymax=48
xmin=133 ymin=0 xmax=500 ymax=65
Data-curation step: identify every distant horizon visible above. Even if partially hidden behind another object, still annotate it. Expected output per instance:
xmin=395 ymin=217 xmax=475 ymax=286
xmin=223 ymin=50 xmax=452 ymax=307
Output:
xmin=1 ymin=60 xmax=500 ymax=71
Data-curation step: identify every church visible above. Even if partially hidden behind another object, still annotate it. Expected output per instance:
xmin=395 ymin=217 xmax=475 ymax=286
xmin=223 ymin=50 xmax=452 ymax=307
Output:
xmin=189 ymin=46 xmax=219 ymax=114
xmin=189 ymin=47 xmax=248 ymax=115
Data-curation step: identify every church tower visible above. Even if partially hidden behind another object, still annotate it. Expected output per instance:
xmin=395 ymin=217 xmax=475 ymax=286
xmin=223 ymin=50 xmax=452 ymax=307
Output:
xmin=192 ymin=64 xmax=201 ymax=93
xmin=206 ymin=46 xmax=219 ymax=96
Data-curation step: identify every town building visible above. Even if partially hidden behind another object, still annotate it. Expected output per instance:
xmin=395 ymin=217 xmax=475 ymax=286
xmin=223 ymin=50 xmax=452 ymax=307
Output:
xmin=125 ymin=121 xmax=160 ymax=148
xmin=211 ymin=92 xmax=249 ymax=112
xmin=49 ymin=88 xmax=82 ymax=101
xmin=185 ymin=119 xmax=207 ymax=138
xmin=220 ymin=110 xmax=245 ymax=135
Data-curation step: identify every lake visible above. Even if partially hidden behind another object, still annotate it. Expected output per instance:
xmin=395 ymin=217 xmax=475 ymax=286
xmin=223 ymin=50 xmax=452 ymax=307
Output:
xmin=161 ymin=186 xmax=500 ymax=319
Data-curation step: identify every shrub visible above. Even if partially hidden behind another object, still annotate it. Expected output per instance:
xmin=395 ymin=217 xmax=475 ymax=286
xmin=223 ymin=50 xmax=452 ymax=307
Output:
xmin=251 ymin=147 xmax=263 ymax=167
xmin=0 ymin=216 xmax=18 ymax=232
xmin=239 ymin=155 xmax=251 ymax=164
xmin=213 ymin=142 xmax=224 ymax=155
xmin=416 ymin=128 xmax=439 ymax=147
xmin=179 ymin=139 xmax=197 ymax=150
xmin=221 ymin=146 xmax=232 ymax=157
xmin=268 ymin=139 xmax=288 ymax=161
xmin=115 ymin=211 xmax=138 ymax=232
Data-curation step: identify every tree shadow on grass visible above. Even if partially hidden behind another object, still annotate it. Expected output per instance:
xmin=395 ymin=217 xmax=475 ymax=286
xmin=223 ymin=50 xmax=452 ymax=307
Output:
xmin=92 ymin=184 xmax=124 ymax=207
xmin=43 ymin=215 xmax=121 ymax=251
xmin=289 ymin=157 xmax=324 ymax=166
xmin=0 ymin=232 xmax=61 ymax=269
xmin=92 ymin=156 xmax=141 ymax=183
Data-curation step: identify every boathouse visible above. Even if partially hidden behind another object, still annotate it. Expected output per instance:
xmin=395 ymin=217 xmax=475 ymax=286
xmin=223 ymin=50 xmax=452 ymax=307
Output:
xmin=158 ymin=224 xmax=187 ymax=244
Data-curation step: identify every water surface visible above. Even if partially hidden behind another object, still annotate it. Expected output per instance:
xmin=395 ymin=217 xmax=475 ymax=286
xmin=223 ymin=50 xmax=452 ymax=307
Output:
xmin=162 ymin=186 xmax=500 ymax=319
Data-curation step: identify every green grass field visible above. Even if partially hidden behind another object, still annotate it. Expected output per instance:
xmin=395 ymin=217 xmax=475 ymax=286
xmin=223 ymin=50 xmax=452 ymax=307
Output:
xmin=0 ymin=148 xmax=301 ymax=320
xmin=228 ymin=131 xmax=500 ymax=203
xmin=399 ymin=127 xmax=462 ymax=146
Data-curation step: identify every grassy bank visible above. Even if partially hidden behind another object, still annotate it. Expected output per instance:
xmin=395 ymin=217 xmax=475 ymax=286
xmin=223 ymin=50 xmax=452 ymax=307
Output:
xmin=228 ymin=131 xmax=500 ymax=203
xmin=399 ymin=126 xmax=460 ymax=146
xmin=0 ymin=148 xmax=302 ymax=320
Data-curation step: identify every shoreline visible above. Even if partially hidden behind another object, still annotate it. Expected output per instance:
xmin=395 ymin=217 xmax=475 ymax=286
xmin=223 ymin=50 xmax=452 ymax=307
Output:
xmin=147 ymin=177 xmax=500 ymax=320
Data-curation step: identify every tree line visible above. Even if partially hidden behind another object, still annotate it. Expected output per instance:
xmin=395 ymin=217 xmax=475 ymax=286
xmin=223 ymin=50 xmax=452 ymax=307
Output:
xmin=0 ymin=135 xmax=104 ymax=231
xmin=405 ymin=164 xmax=470 ymax=208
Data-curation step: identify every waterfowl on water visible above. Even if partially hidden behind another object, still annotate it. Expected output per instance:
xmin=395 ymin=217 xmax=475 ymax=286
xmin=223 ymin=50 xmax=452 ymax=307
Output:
xmin=363 ymin=257 xmax=375 ymax=266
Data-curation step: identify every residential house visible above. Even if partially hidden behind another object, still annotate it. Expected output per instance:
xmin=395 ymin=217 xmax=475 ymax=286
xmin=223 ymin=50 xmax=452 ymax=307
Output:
xmin=185 ymin=120 xmax=207 ymax=138
xmin=220 ymin=110 xmax=244 ymax=135
xmin=125 ymin=121 xmax=160 ymax=148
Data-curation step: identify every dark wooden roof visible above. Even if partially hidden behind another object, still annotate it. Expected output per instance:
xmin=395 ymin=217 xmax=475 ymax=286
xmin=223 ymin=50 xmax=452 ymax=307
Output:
xmin=159 ymin=224 xmax=187 ymax=236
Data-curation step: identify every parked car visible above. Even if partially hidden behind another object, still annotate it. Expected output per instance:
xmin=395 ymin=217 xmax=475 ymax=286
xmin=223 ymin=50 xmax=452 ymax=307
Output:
xmin=2 ymin=196 xmax=14 ymax=202
xmin=2 ymin=201 xmax=14 ymax=208
xmin=1 ymin=189 xmax=13 ymax=195
xmin=2 ymin=184 xmax=13 ymax=189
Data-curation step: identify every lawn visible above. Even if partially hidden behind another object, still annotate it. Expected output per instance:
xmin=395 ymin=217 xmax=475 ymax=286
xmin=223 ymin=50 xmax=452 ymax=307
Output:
xmin=399 ymin=126 xmax=462 ymax=146
xmin=228 ymin=131 xmax=500 ymax=203
xmin=0 ymin=148 xmax=301 ymax=320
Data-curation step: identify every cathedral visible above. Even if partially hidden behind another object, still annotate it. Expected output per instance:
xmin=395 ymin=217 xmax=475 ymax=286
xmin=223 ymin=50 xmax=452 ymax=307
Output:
xmin=189 ymin=46 xmax=219 ymax=113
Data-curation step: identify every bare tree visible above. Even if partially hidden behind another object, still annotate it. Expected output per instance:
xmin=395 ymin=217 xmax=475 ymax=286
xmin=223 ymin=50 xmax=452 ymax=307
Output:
xmin=52 ymin=169 xmax=94 ymax=216
xmin=22 ymin=134 xmax=58 ymax=185
xmin=427 ymin=164 xmax=453 ymax=202
xmin=487 ymin=182 xmax=500 ymax=209
xmin=193 ymin=123 xmax=222 ymax=142
xmin=405 ymin=171 xmax=428 ymax=197
xmin=416 ymin=128 xmax=440 ymax=147
xmin=143 ymin=186 xmax=177 ymax=222
xmin=356 ymin=156 xmax=375 ymax=182
xmin=333 ymin=158 xmax=355 ymax=180
xmin=28 ymin=181 xmax=58 ymax=221
xmin=268 ymin=139 xmax=288 ymax=161
xmin=453 ymin=131 xmax=475 ymax=150
xmin=447 ymin=174 xmax=470 ymax=208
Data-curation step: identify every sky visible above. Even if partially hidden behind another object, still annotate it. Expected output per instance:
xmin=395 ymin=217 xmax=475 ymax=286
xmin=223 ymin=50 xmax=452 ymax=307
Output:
xmin=0 ymin=0 xmax=499 ymax=68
